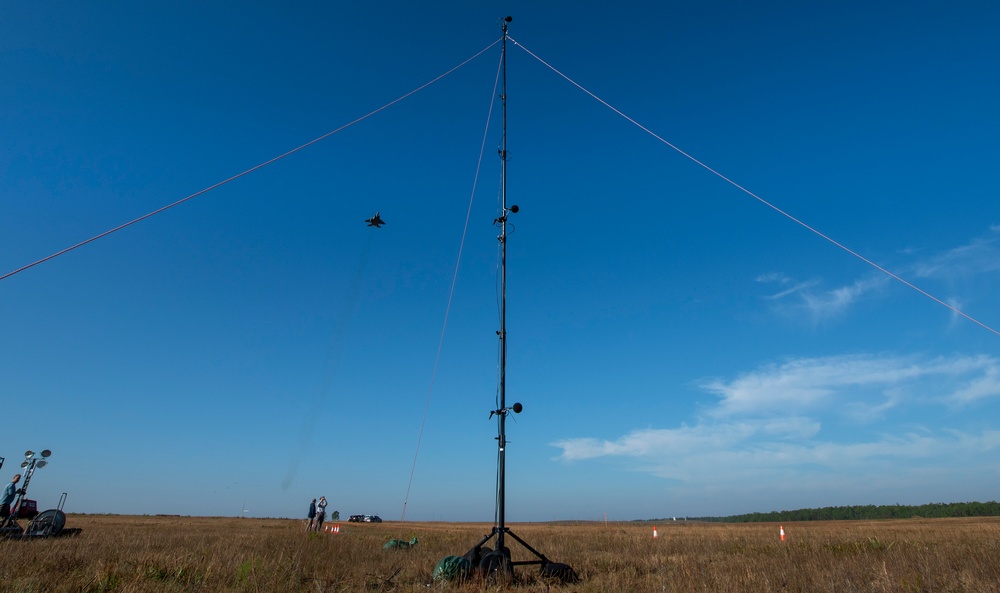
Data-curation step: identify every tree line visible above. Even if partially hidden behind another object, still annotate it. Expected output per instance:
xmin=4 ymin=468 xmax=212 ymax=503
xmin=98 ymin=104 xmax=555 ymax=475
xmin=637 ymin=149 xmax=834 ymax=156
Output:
xmin=682 ymin=501 xmax=1000 ymax=522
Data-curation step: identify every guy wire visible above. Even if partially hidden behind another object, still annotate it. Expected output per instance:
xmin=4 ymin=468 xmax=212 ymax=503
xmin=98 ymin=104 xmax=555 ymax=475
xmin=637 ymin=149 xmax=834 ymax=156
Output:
xmin=508 ymin=36 xmax=1000 ymax=338
xmin=1 ymin=39 xmax=501 ymax=283
xmin=398 ymin=45 xmax=505 ymax=523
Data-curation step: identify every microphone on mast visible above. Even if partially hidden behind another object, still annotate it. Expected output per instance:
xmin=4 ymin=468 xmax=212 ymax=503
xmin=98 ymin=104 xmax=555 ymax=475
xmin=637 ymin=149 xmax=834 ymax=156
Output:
xmin=494 ymin=204 xmax=519 ymax=225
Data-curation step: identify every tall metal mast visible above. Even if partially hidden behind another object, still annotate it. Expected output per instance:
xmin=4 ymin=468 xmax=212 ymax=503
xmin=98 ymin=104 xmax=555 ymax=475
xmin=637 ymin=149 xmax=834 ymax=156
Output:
xmin=497 ymin=12 xmax=511 ymax=552
xmin=467 ymin=17 xmax=574 ymax=584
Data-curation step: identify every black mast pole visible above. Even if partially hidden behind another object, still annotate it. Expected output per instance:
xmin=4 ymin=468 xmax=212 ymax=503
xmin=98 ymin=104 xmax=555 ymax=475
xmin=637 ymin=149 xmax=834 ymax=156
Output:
xmin=463 ymin=17 xmax=575 ymax=585
xmin=497 ymin=13 xmax=510 ymax=554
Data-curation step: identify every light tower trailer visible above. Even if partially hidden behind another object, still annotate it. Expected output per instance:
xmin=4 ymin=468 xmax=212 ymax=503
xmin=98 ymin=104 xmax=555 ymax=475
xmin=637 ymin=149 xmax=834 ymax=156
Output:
xmin=0 ymin=450 xmax=82 ymax=539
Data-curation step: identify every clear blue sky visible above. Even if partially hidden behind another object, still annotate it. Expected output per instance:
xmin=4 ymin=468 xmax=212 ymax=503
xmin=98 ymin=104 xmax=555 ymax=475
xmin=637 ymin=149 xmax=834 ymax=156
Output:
xmin=3 ymin=1 xmax=999 ymax=521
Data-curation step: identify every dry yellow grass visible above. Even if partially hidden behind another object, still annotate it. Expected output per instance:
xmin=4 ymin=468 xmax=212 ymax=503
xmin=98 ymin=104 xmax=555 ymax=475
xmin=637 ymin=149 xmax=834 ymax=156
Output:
xmin=2 ymin=515 xmax=1000 ymax=592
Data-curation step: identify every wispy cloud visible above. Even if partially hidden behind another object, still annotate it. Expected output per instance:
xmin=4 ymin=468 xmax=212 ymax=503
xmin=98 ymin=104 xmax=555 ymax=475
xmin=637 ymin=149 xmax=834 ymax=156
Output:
xmin=550 ymin=230 xmax=1000 ymax=515
xmin=908 ymin=230 xmax=1000 ymax=333
xmin=554 ymin=417 xmax=821 ymax=462
xmin=704 ymin=353 xmax=944 ymax=417
xmin=550 ymin=353 xmax=1000 ymax=512
xmin=757 ymin=273 xmax=886 ymax=321
xmin=948 ymin=357 xmax=1000 ymax=405
xmin=760 ymin=228 xmax=1000 ymax=326
xmin=912 ymin=232 xmax=1000 ymax=281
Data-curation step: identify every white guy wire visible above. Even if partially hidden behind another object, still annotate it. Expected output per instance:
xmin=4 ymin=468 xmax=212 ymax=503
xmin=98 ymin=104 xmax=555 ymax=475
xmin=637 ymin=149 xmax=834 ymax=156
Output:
xmin=1 ymin=39 xmax=501 ymax=283
xmin=398 ymin=46 xmax=505 ymax=524
xmin=509 ymin=36 xmax=1000 ymax=338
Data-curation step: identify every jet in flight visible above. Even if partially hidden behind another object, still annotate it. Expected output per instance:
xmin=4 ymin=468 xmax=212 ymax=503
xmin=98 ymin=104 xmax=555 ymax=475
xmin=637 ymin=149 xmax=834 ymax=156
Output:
xmin=365 ymin=212 xmax=385 ymax=228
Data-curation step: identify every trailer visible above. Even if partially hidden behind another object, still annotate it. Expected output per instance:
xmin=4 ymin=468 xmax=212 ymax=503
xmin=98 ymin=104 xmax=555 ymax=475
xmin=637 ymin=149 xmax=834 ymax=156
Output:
xmin=0 ymin=450 xmax=82 ymax=539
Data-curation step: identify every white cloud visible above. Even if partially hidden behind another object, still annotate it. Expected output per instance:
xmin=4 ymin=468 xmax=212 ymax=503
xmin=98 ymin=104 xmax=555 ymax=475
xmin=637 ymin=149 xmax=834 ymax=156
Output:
xmin=757 ymin=273 xmax=887 ymax=321
xmin=947 ymin=360 xmax=1000 ymax=405
xmin=800 ymin=276 xmax=886 ymax=318
xmin=552 ymin=417 xmax=820 ymax=462
xmin=550 ymin=353 xmax=1000 ymax=512
xmin=762 ymin=278 xmax=821 ymax=301
xmin=760 ymin=228 xmax=1000 ymax=328
xmin=755 ymin=272 xmax=790 ymax=285
xmin=912 ymin=234 xmax=1000 ymax=281
xmin=701 ymin=353 xmax=934 ymax=417
xmin=553 ymin=422 xmax=986 ymax=483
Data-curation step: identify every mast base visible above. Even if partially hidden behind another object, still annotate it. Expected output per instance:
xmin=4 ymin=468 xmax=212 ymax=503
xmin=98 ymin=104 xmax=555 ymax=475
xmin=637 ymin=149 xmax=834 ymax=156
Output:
xmin=463 ymin=526 xmax=578 ymax=584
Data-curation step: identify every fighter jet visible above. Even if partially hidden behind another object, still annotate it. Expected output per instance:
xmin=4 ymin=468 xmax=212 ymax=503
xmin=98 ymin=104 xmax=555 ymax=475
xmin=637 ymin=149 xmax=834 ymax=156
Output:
xmin=365 ymin=212 xmax=385 ymax=228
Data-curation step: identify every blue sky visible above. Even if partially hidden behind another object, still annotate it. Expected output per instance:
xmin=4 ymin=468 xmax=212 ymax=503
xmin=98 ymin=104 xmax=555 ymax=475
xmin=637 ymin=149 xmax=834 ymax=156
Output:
xmin=2 ymin=1 xmax=999 ymax=521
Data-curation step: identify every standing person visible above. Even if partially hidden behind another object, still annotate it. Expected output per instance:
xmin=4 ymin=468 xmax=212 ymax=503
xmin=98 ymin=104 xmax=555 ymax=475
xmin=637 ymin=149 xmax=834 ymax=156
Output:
xmin=1 ymin=474 xmax=22 ymax=522
xmin=306 ymin=498 xmax=317 ymax=532
xmin=314 ymin=496 xmax=327 ymax=532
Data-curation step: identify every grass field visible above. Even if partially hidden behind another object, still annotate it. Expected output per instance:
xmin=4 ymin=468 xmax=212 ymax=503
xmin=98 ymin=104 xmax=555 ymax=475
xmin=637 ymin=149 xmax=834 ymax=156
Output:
xmin=2 ymin=515 xmax=1000 ymax=592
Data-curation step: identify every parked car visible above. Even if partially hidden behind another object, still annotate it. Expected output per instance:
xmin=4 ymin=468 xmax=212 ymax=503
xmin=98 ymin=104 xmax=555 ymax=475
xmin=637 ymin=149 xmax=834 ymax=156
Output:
xmin=364 ymin=515 xmax=382 ymax=523
xmin=348 ymin=514 xmax=365 ymax=523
